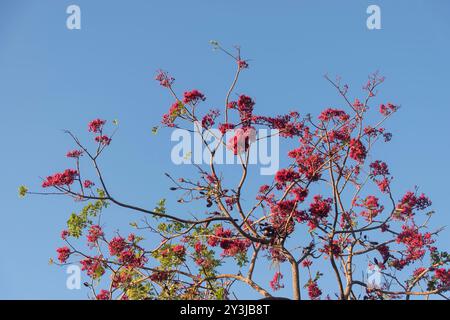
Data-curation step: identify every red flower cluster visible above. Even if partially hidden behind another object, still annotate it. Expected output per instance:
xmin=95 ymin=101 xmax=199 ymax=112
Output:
xmin=83 ymin=180 xmax=94 ymax=188
xmin=66 ymin=150 xmax=83 ymax=158
xmin=370 ymin=160 xmax=389 ymax=176
xmin=269 ymin=200 xmax=306 ymax=236
xmin=172 ymin=244 xmax=186 ymax=258
xmin=318 ymin=108 xmax=349 ymax=122
xmin=237 ymin=95 xmax=255 ymax=126
xmin=88 ymin=119 xmax=106 ymax=133
xmin=218 ymin=123 xmax=235 ymax=134
xmin=118 ymin=249 xmax=147 ymax=267
xmin=309 ymin=195 xmax=332 ymax=220
xmin=288 ymin=146 xmax=324 ymax=181
xmin=327 ymin=125 xmax=351 ymax=143
xmin=393 ymin=225 xmax=434 ymax=269
xmin=349 ymin=138 xmax=367 ymax=162
xmin=42 ymin=169 xmax=78 ymax=188
xmin=150 ymin=271 xmax=169 ymax=282
xmin=269 ymin=247 xmax=287 ymax=263
xmin=207 ymin=226 xmax=250 ymax=257
xmin=275 ymin=168 xmax=300 ymax=188
xmin=183 ymin=90 xmax=205 ymax=104
xmin=201 ymin=109 xmax=220 ymax=129
xmin=61 ymin=230 xmax=69 ymax=240
xmin=370 ymin=160 xmax=391 ymax=193
xmin=81 ymin=256 xmax=105 ymax=278
xmin=253 ymin=113 xmax=302 ymax=138
xmin=302 ymin=259 xmax=312 ymax=268
xmin=155 ymin=70 xmax=174 ymax=88
xmin=95 ymin=135 xmax=111 ymax=145
xmin=162 ymin=101 xmax=183 ymax=127
xmin=395 ymin=192 xmax=432 ymax=220
xmin=353 ymin=98 xmax=363 ymax=109
xmin=238 ymin=59 xmax=249 ymax=69
xmin=56 ymin=246 xmax=71 ymax=263
xmin=269 ymin=272 xmax=284 ymax=291
xmin=292 ymin=187 xmax=309 ymax=202
xmin=108 ymin=236 xmax=146 ymax=267
xmin=435 ymin=268 xmax=450 ymax=287
xmin=321 ymin=240 xmax=342 ymax=258
xmin=358 ymin=195 xmax=384 ymax=221
xmin=379 ymin=103 xmax=398 ymax=116
xmin=96 ymin=289 xmax=110 ymax=300
xmin=377 ymin=244 xmax=390 ymax=264
xmin=307 ymin=195 xmax=332 ymax=230
xmin=307 ymin=280 xmax=322 ymax=300
xmin=109 ymin=236 xmax=127 ymax=256
xmin=87 ymin=225 xmax=104 ymax=244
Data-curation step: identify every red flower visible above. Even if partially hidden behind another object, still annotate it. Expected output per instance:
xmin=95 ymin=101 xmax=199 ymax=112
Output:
xmin=183 ymin=90 xmax=205 ymax=104
xmin=201 ymin=109 xmax=220 ymax=129
xmin=194 ymin=241 xmax=204 ymax=253
xmin=207 ymin=226 xmax=250 ymax=257
xmin=322 ymin=240 xmax=342 ymax=257
xmin=394 ymin=225 xmax=434 ymax=269
xmin=302 ymin=259 xmax=312 ymax=268
xmin=376 ymin=178 xmax=391 ymax=193
xmin=88 ymin=119 xmax=106 ymax=133
xmin=258 ymin=185 xmax=270 ymax=194
xmin=218 ymin=123 xmax=235 ymax=134
xmin=307 ymin=280 xmax=322 ymax=300
xmin=238 ymin=59 xmax=249 ymax=69
xmin=42 ymin=169 xmax=78 ymax=188
xmin=370 ymin=160 xmax=390 ymax=176
xmin=275 ymin=168 xmax=300 ymax=188
xmin=66 ymin=150 xmax=83 ymax=158
xmin=237 ymin=95 xmax=255 ymax=126
xmin=95 ymin=135 xmax=111 ymax=145
xmin=83 ymin=180 xmax=95 ymax=188
xmin=288 ymin=146 xmax=324 ymax=181
xmin=253 ymin=113 xmax=302 ymax=137
xmin=395 ymin=192 xmax=432 ymax=220
xmin=108 ymin=236 xmax=127 ymax=256
xmin=56 ymin=246 xmax=71 ymax=263
xmin=61 ymin=230 xmax=69 ymax=240
xmin=81 ymin=256 xmax=105 ymax=278
xmin=155 ymin=70 xmax=174 ymax=88
xmin=269 ymin=272 xmax=284 ymax=291
xmin=118 ymin=249 xmax=147 ymax=267
xmin=292 ymin=187 xmax=309 ymax=202
xmin=172 ymin=245 xmax=186 ymax=258
xmin=359 ymin=195 xmax=384 ymax=221
xmin=309 ymin=195 xmax=332 ymax=220
xmin=318 ymin=108 xmax=349 ymax=122
xmin=150 ymin=271 xmax=168 ymax=282
xmin=379 ymin=103 xmax=398 ymax=116
xmin=377 ymin=244 xmax=390 ymax=264
xmin=435 ymin=268 xmax=450 ymax=287
xmin=162 ymin=101 xmax=184 ymax=127
xmin=349 ymin=138 xmax=367 ymax=162
xmin=353 ymin=98 xmax=363 ymax=108
xmin=87 ymin=225 xmax=104 ymax=244
xmin=96 ymin=289 xmax=111 ymax=300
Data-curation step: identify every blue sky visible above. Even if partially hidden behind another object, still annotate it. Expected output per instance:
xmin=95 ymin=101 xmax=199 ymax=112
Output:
xmin=0 ymin=0 xmax=449 ymax=299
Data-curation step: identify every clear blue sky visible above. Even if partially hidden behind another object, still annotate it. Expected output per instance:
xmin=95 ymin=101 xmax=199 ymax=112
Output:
xmin=0 ymin=0 xmax=449 ymax=299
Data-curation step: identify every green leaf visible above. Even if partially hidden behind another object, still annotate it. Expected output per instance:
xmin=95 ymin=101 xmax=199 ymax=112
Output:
xmin=18 ymin=185 xmax=28 ymax=198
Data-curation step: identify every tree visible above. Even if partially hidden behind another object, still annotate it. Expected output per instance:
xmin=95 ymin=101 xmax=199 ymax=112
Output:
xmin=22 ymin=43 xmax=449 ymax=300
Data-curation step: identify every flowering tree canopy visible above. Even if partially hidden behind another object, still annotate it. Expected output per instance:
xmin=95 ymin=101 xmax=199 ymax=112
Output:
xmin=22 ymin=43 xmax=449 ymax=300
